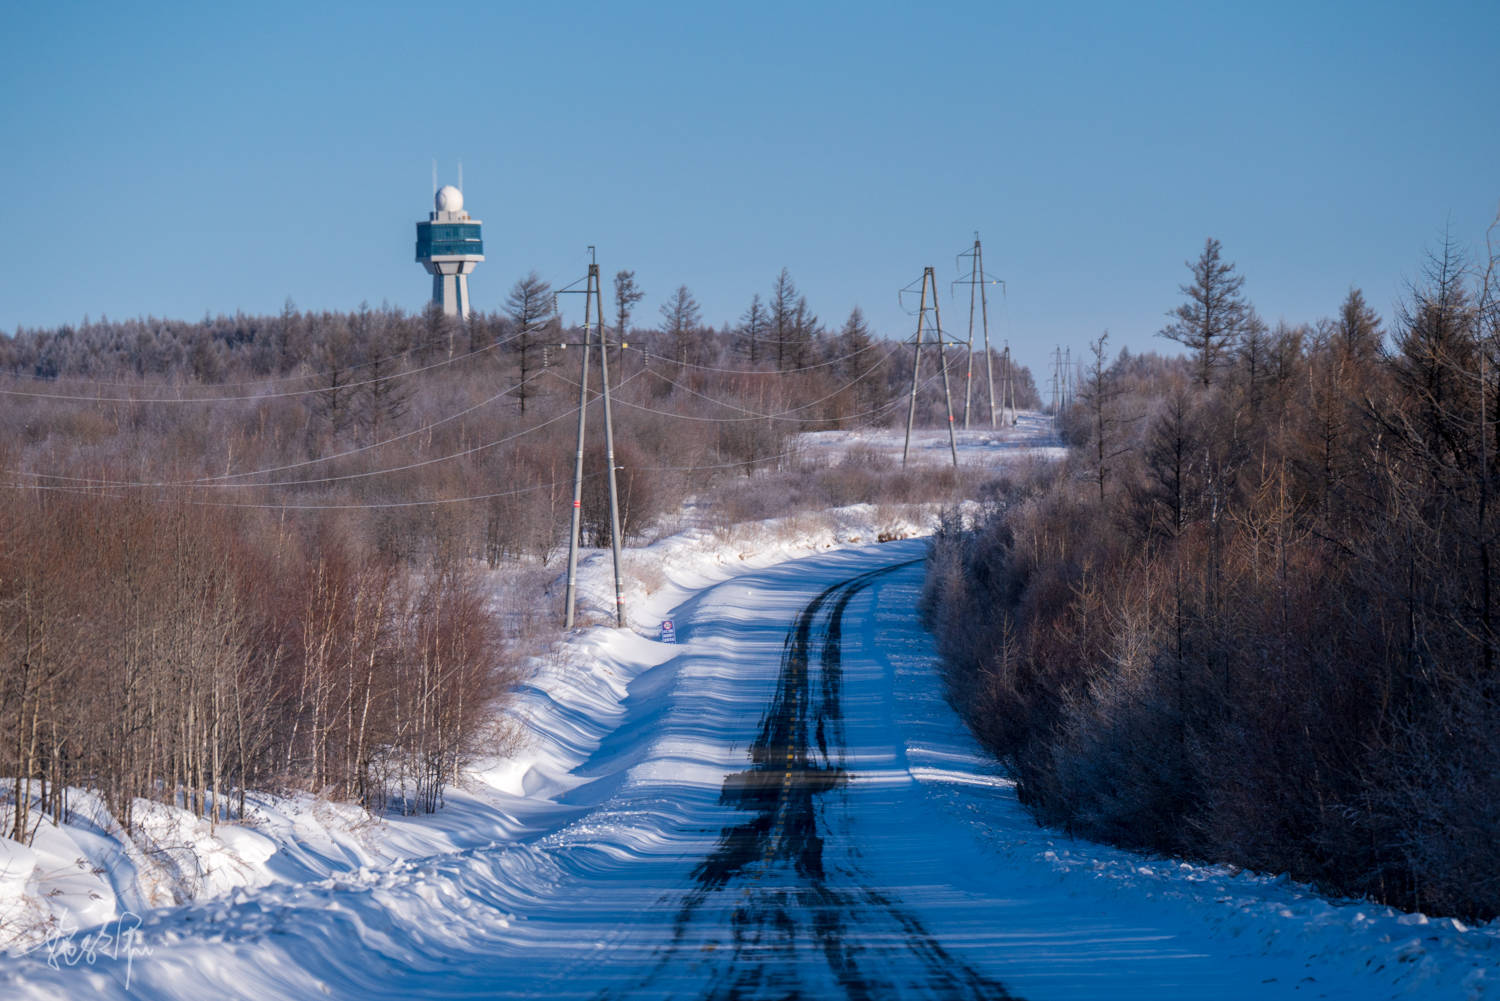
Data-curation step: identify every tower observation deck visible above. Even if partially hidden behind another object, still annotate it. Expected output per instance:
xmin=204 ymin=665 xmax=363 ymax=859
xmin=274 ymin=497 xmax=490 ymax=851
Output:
xmin=416 ymin=184 xmax=483 ymax=319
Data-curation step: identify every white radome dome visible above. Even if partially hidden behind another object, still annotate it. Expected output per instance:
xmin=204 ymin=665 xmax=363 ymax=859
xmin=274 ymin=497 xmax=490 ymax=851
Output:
xmin=435 ymin=185 xmax=464 ymax=213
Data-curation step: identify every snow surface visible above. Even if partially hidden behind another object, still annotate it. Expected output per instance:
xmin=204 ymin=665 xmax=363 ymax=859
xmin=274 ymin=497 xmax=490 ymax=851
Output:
xmin=1 ymin=414 xmax=1496 ymax=998
xmin=0 ymin=500 xmax=943 ymax=961
xmin=794 ymin=411 xmax=1069 ymax=468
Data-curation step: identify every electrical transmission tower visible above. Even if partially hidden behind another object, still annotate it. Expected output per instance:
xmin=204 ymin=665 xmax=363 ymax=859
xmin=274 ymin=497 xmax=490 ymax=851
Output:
xmin=1051 ymin=346 xmax=1061 ymax=414
xmin=1049 ymin=345 xmax=1078 ymax=416
xmin=1000 ymin=341 xmax=1017 ymax=427
xmin=901 ymin=267 xmax=960 ymax=469
xmin=561 ymin=248 xmax=626 ymax=629
xmin=1063 ymin=347 xmax=1073 ymax=410
xmin=952 ymin=233 xmax=1004 ymax=429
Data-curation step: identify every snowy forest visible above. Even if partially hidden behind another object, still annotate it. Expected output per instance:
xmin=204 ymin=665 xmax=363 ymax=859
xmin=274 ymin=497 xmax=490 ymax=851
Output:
xmin=923 ymin=231 xmax=1500 ymax=920
xmin=0 ymin=267 xmax=1035 ymax=845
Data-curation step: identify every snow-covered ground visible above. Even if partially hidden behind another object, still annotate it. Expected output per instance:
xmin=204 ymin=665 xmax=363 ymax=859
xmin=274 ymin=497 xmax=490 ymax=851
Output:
xmin=0 ymin=414 xmax=1028 ymax=960
xmin=795 ymin=410 xmax=1068 ymax=467
xmin=0 ymin=501 xmax=944 ymax=959
xmin=1 ymin=414 xmax=1496 ymax=998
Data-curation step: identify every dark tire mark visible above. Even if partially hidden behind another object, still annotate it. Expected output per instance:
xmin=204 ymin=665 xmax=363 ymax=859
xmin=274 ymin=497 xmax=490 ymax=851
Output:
xmin=608 ymin=558 xmax=1020 ymax=1000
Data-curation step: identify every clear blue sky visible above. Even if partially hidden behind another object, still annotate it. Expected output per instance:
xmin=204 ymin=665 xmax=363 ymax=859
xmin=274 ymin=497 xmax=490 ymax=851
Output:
xmin=3 ymin=0 xmax=1496 ymax=383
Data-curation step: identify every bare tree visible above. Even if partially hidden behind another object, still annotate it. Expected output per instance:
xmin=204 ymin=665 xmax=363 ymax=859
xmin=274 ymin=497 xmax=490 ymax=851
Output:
xmin=358 ymin=304 xmax=412 ymax=443
xmin=1078 ymin=332 xmax=1132 ymax=503
xmin=313 ymin=315 xmax=359 ymax=435
xmin=1236 ymin=308 xmax=1270 ymax=418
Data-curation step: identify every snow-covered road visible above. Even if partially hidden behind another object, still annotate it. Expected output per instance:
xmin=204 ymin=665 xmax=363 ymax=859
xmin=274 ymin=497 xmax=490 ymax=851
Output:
xmin=2 ymin=541 xmax=1494 ymax=999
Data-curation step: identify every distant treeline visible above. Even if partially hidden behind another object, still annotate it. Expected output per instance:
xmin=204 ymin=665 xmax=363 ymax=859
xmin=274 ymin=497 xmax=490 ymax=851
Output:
xmin=925 ymin=233 xmax=1500 ymax=920
xmin=1 ymin=266 xmax=1036 ymax=841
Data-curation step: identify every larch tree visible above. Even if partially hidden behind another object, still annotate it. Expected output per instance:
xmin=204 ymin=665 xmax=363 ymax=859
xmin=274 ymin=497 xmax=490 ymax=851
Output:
xmin=659 ymin=285 xmax=703 ymax=367
xmin=358 ymin=303 xmax=412 ymax=443
xmin=1160 ymin=237 xmax=1253 ymax=387
xmin=1078 ymin=332 xmax=1132 ymax=504
xmin=1338 ymin=286 xmax=1383 ymax=364
xmin=313 ymin=314 xmax=359 ymax=435
xmin=736 ymin=293 xmax=768 ymax=366
xmin=837 ymin=306 xmax=884 ymax=415
xmin=613 ymin=270 xmax=644 ymax=381
xmin=1236 ymin=308 xmax=1270 ymax=418
xmin=770 ymin=268 xmax=798 ymax=371
xmin=837 ymin=306 xmax=873 ymax=373
xmin=506 ymin=271 xmax=554 ymax=414
xmin=788 ymin=295 xmax=821 ymax=371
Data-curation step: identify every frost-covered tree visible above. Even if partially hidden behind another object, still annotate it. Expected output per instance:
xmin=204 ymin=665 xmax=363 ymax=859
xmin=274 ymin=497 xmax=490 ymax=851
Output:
xmin=735 ymin=293 xmax=768 ymax=366
xmin=659 ymin=284 xmax=703 ymax=367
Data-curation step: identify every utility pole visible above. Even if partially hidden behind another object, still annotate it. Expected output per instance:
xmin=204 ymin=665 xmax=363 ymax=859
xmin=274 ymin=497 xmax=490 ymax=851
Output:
xmin=1064 ymin=346 xmax=1073 ymax=410
xmin=901 ymin=266 xmax=960 ymax=469
xmin=1051 ymin=346 xmax=1062 ymax=414
xmin=1009 ymin=346 xmax=1017 ymax=423
xmin=562 ymin=249 xmax=626 ymax=629
xmin=1001 ymin=342 xmax=1015 ymax=426
xmin=953 ymin=233 xmax=1004 ymax=428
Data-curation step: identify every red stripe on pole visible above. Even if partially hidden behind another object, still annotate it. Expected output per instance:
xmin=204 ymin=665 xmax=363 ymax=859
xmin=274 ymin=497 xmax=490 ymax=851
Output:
xmin=573 ymin=500 xmax=581 ymax=508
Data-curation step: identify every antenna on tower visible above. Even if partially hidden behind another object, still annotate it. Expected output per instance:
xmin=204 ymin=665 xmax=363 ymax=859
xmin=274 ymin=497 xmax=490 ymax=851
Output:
xmin=431 ymin=158 xmax=437 ymax=197
xmin=458 ymin=159 xmax=464 ymax=192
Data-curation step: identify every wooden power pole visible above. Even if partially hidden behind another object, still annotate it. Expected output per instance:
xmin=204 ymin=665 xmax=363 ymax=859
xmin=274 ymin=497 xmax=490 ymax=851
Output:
xmin=562 ymin=251 xmax=626 ymax=629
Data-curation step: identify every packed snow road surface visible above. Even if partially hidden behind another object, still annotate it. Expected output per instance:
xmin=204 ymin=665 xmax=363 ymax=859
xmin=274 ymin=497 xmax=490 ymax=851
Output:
xmin=2 ymin=541 xmax=1493 ymax=999
xmin=620 ymin=558 xmax=1015 ymax=999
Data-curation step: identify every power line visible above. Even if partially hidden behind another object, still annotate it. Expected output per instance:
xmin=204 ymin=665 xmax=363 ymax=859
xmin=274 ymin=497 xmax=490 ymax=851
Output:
xmin=10 ymin=368 xmax=560 ymax=489
xmin=624 ymin=338 xmax=889 ymax=377
xmin=0 ymin=469 xmax=596 ymax=510
xmin=632 ymin=395 xmax=917 ymax=474
xmin=8 ymin=367 xmax=618 ymax=491
xmin=3 ymin=377 xmax=941 ymax=512
xmin=598 ymin=348 xmax=898 ymax=425
xmin=632 ymin=347 xmax=894 ymax=419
